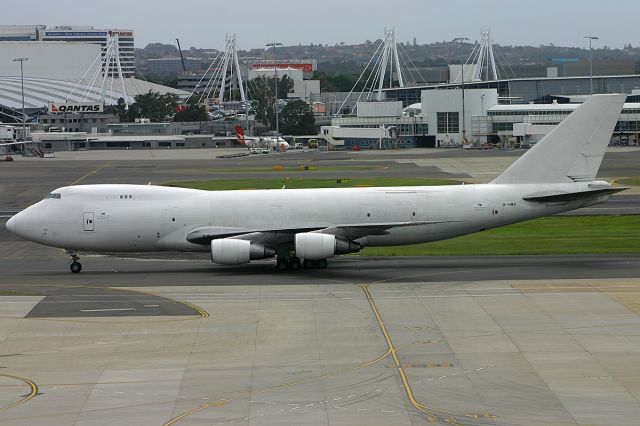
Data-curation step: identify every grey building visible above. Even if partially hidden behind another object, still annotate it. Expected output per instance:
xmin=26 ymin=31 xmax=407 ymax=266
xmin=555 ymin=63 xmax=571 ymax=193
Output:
xmin=38 ymin=113 xmax=119 ymax=134
xmin=0 ymin=25 xmax=135 ymax=77
xmin=384 ymin=74 xmax=640 ymax=107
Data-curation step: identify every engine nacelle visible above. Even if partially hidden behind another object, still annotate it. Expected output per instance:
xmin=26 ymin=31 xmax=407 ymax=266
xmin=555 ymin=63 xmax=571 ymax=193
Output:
xmin=211 ymin=239 xmax=275 ymax=265
xmin=295 ymin=233 xmax=360 ymax=260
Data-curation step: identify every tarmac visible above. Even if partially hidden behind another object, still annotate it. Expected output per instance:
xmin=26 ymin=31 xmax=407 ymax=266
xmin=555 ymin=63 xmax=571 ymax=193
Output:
xmin=0 ymin=147 xmax=639 ymax=425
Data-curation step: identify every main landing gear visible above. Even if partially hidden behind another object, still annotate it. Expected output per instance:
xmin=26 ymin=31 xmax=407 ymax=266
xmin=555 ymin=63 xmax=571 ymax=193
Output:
xmin=276 ymin=256 xmax=328 ymax=271
xmin=67 ymin=250 xmax=82 ymax=273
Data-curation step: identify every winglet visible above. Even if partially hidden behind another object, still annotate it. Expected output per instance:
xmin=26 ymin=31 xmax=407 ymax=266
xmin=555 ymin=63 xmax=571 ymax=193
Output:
xmin=492 ymin=94 xmax=626 ymax=184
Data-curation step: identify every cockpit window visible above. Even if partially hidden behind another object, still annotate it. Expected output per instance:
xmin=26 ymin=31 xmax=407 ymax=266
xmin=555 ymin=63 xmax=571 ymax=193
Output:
xmin=45 ymin=193 xmax=61 ymax=199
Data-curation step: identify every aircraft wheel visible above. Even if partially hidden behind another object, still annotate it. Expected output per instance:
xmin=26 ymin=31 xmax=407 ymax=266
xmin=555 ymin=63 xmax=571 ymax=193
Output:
xmin=303 ymin=259 xmax=314 ymax=269
xmin=289 ymin=261 xmax=301 ymax=271
xmin=277 ymin=259 xmax=289 ymax=271
xmin=70 ymin=261 xmax=82 ymax=273
xmin=316 ymin=259 xmax=328 ymax=269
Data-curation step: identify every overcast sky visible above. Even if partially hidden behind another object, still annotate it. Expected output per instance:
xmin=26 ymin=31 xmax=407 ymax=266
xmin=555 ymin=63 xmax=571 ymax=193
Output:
xmin=4 ymin=0 xmax=639 ymax=50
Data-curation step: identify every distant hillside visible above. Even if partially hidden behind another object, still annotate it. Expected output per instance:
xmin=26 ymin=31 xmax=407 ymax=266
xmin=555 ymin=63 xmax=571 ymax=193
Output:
xmin=136 ymin=40 xmax=640 ymax=78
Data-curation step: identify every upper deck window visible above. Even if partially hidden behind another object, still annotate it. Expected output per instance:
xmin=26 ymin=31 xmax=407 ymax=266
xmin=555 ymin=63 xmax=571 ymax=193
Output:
xmin=45 ymin=193 xmax=61 ymax=199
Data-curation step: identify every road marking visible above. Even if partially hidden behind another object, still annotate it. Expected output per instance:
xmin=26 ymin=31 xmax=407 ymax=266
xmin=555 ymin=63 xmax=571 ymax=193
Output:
xmin=144 ymin=304 xmax=160 ymax=308
xmin=79 ymin=308 xmax=136 ymax=312
xmin=0 ymin=374 xmax=38 ymax=411
xmin=70 ymin=161 xmax=112 ymax=185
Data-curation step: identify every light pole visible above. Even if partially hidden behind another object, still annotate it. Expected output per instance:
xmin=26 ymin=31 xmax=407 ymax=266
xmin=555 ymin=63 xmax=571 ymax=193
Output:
xmin=13 ymin=58 xmax=29 ymax=142
xmin=584 ymin=36 xmax=599 ymax=95
xmin=453 ymin=37 xmax=470 ymax=144
xmin=266 ymin=42 xmax=283 ymax=139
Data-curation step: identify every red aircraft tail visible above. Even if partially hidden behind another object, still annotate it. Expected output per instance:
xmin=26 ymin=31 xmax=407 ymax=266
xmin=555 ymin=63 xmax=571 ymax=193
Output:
xmin=235 ymin=126 xmax=246 ymax=145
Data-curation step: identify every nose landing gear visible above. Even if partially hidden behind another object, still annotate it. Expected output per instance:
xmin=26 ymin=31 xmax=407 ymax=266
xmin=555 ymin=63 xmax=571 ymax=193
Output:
xmin=66 ymin=250 xmax=82 ymax=273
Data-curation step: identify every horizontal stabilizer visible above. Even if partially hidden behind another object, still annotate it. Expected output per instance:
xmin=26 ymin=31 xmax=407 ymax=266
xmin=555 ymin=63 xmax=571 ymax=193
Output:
xmin=523 ymin=187 xmax=627 ymax=202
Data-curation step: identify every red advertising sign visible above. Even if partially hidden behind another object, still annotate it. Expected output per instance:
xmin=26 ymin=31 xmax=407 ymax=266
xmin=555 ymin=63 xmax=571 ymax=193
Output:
xmin=252 ymin=63 xmax=314 ymax=72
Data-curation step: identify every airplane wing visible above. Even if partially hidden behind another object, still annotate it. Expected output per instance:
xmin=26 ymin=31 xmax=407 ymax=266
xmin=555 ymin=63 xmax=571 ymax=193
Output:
xmin=186 ymin=220 xmax=456 ymax=246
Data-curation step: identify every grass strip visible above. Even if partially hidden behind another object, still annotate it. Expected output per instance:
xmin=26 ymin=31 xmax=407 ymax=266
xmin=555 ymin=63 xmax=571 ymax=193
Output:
xmin=166 ymin=178 xmax=460 ymax=191
xmin=359 ymin=215 xmax=640 ymax=256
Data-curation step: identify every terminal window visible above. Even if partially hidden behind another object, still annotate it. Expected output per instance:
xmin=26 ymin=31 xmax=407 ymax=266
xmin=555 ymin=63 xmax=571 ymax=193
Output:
xmin=437 ymin=112 xmax=459 ymax=133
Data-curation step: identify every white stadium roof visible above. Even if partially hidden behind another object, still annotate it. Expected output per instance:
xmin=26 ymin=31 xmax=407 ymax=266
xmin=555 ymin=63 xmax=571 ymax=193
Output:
xmin=0 ymin=76 xmax=188 ymax=110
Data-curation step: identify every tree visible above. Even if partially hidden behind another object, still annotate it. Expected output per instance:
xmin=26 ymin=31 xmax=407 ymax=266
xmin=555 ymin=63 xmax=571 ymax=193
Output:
xmin=113 ymin=98 xmax=128 ymax=122
xmin=133 ymin=92 xmax=179 ymax=122
xmin=248 ymin=75 xmax=294 ymax=130
xmin=173 ymin=104 xmax=208 ymax=122
xmin=280 ymin=100 xmax=315 ymax=135
xmin=111 ymin=92 xmax=179 ymax=123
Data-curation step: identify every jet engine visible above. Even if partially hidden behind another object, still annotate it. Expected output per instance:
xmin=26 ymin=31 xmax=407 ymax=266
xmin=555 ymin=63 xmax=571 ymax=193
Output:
xmin=295 ymin=233 xmax=360 ymax=260
xmin=211 ymin=239 xmax=275 ymax=265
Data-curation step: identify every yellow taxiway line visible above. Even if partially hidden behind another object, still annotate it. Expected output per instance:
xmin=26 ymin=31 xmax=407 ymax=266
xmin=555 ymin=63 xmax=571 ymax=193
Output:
xmin=0 ymin=374 xmax=38 ymax=411
xmin=70 ymin=161 xmax=112 ymax=185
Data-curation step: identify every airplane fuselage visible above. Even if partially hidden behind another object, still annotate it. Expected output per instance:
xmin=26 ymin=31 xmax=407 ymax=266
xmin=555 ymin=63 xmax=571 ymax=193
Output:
xmin=8 ymin=182 xmax=610 ymax=253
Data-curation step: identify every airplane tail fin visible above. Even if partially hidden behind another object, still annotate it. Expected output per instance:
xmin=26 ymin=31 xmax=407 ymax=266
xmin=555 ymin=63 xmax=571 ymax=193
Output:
xmin=491 ymin=94 xmax=626 ymax=185
xmin=235 ymin=126 xmax=246 ymax=145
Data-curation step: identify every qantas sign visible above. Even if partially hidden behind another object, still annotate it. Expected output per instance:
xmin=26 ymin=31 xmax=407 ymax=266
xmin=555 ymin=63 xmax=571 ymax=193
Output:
xmin=49 ymin=102 xmax=104 ymax=114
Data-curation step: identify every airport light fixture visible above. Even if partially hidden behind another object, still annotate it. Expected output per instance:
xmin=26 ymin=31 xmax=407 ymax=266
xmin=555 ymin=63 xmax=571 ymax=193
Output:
xmin=584 ymin=35 xmax=599 ymax=95
xmin=13 ymin=57 xmax=29 ymax=142
xmin=266 ymin=42 xmax=283 ymax=138
xmin=453 ymin=37 xmax=470 ymax=143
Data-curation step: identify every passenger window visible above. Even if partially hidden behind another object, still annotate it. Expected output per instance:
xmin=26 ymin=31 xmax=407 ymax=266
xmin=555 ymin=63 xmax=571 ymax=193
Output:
xmin=45 ymin=193 xmax=61 ymax=199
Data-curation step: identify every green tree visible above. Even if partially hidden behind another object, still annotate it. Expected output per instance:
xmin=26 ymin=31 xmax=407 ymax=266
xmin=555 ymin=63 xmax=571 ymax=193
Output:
xmin=112 ymin=92 xmax=178 ymax=123
xmin=248 ymin=75 xmax=293 ymax=130
xmin=133 ymin=92 xmax=179 ymax=122
xmin=280 ymin=100 xmax=316 ymax=135
xmin=173 ymin=104 xmax=208 ymax=122
xmin=113 ymin=98 xmax=128 ymax=122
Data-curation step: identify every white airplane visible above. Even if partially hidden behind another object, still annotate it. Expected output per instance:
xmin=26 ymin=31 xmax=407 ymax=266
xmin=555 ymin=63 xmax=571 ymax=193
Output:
xmin=6 ymin=94 xmax=627 ymax=273
xmin=235 ymin=126 xmax=290 ymax=151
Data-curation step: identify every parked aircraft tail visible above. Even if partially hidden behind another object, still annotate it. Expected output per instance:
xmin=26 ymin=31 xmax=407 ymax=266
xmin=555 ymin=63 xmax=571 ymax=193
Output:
xmin=491 ymin=94 xmax=626 ymax=184
xmin=235 ymin=126 xmax=246 ymax=145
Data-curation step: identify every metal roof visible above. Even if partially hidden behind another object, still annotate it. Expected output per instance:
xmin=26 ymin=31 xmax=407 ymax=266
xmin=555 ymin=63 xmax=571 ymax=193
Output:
xmin=0 ymin=76 xmax=188 ymax=110
xmin=488 ymin=102 xmax=640 ymax=111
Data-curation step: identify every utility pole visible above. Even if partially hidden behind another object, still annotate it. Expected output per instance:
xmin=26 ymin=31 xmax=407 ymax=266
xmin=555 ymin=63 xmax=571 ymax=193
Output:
xmin=13 ymin=58 xmax=29 ymax=142
xmin=584 ymin=35 xmax=599 ymax=95
xmin=266 ymin=42 xmax=282 ymax=139
xmin=453 ymin=37 xmax=470 ymax=144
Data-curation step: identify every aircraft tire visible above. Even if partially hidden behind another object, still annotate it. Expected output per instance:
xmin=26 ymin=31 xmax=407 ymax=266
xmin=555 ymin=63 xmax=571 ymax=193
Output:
xmin=316 ymin=259 xmax=328 ymax=269
xmin=70 ymin=261 xmax=82 ymax=273
xmin=303 ymin=259 xmax=314 ymax=269
xmin=290 ymin=261 xmax=301 ymax=271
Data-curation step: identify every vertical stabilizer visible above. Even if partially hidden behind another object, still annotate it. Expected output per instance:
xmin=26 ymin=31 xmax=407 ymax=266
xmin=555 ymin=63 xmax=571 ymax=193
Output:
xmin=235 ymin=126 xmax=246 ymax=145
xmin=491 ymin=94 xmax=626 ymax=184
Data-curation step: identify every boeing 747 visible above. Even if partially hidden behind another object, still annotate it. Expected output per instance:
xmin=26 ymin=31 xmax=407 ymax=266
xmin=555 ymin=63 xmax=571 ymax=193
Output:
xmin=6 ymin=94 xmax=627 ymax=272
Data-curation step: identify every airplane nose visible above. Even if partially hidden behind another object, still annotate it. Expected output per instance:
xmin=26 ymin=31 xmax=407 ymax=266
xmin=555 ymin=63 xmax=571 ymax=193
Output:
xmin=6 ymin=215 xmax=17 ymax=234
